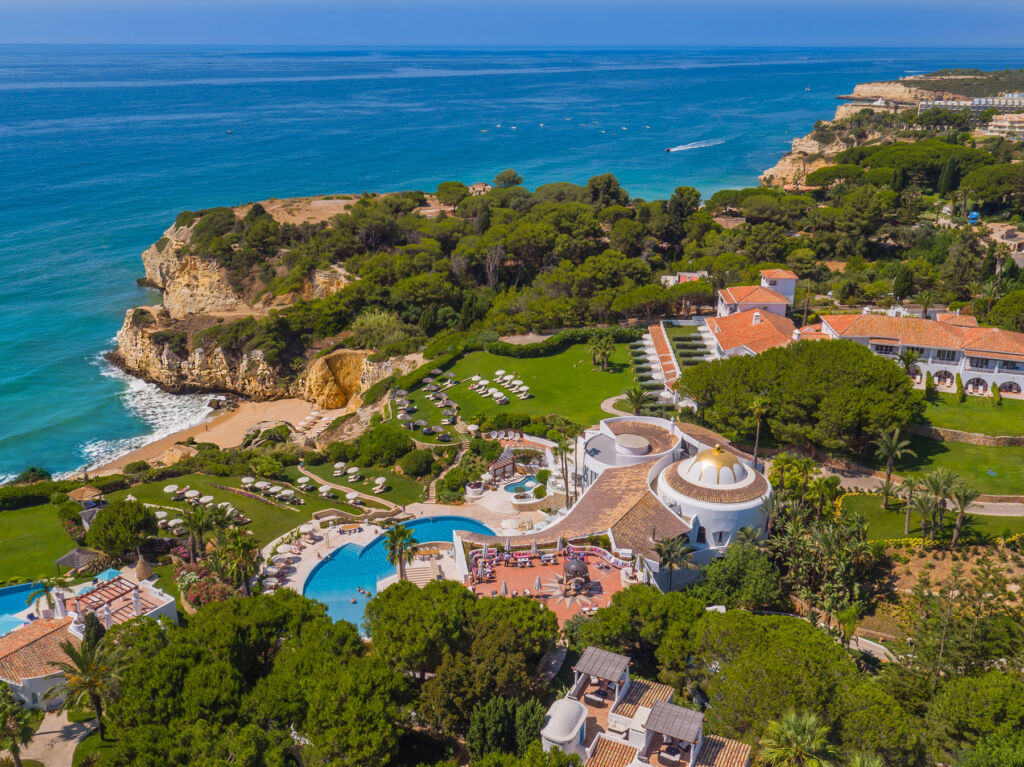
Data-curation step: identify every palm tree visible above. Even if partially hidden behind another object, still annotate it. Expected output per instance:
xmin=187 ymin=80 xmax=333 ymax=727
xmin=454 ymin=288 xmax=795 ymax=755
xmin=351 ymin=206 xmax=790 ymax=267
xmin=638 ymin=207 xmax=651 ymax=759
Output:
xmin=623 ymin=386 xmax=654 ymax=415
xmin=46 ymin=637 xmax=124 ymax=741
xmin=872 ymin=427 xmax=915 ymax=486
xmin=922 ymin=467 xmax=957 ymax=532
xmin=25 ymin=576 xmax=62 ymax=612
xmin=653 ymin=536 xmax=694 ymax=592
xmin=805 ymin=476 xmax=840 ymax=519
xmin=896 ymin=348 xmax=922 ymax=376
xmin=216 ymin=529 xmax=260 ymax=596
xmin=846 ymin=754 xmax=884 ymax=767
xmin=910 ymin=494 xmax=936 ymax=541
xmin=383 ymin=523 xmax=419 ymax=582
xmin=0 ymin=684 xmax=35 ymax=767
xmin=876 ymin=478 xmax=898 ymax=511
xmin=950 ymin=483 xmax=981 ymax=548
xmin=588 ymin=330 xmax=614 ymax=371
xmin=749 ymin=393 xmax=771 ymax=472
xmin=550 ymin=434 xmax=572 ymax=504
xmin=770 ymin=452 xmax=799 ymax=496
xmin=899 ymin=477 xmax=920 ymax=535
xmin=760 ymin=493 xmax=785 ymax=537
xmin=758 ymin=710 xmax=836 ymax=767
xmin=915 ymin=289 xmax=936 ymax=318
xmin=183 ymin=506 xmax=212 ymax=562
xmin=793 ymin=457 xmax=819 ymax=496
xmin=736 ymin=526 xmax=761 ymax=547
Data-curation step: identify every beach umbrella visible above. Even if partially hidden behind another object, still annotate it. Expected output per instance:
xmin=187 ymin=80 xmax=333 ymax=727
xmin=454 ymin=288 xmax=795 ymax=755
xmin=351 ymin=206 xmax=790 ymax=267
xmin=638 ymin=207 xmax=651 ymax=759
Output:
xmin=375 ymin=477 xmax=386 ymax=486
xmin=241 ymin=476 xmax=255 ymax=485
xmin=556 ymin=535 xmax=563 ymax=552
xmin=395 ymin=389 xmax=409 ymax=397
xmin=262 ymin=577 xmax=280 ymax=588
xmin=154 ymin=510 xmax=168 ymax=519
xmin=276 ymin=543 xmax=293 ymax=554
xmin=268 ymin=486 xmax=282 ymax=495
xmin=254 ymin=481 xmax=269 ymax=490
xmin=319 ymin=485 xmax=331 ymax=494
xmin=297 ymin=477 xmax=310 ymax=485
xmin=347 ymin=466 xmax=359 ymax=474
xmin=272 ymin=553 xmax=293 ymax=564
xmin=504 ymin=536 xmax=512 ymax=550
xmin=423 ymin=376 xmax=434 ymax=384
xmin=519 ymin=385 xmax=529 ymax=392
xmin=424 ymin=384 xmax=438 ymax=392
xmin=479 ymin=379 xmax=489 ymax=387
xmin=495 ymin=369 xmax=506 ymax=377
xmin=199 ymin=495 xmax=214 ymax=505
xmin=184 ymin=490 xmax=200 ymax=499
xmin=310 ymin=410 xmax=320 ymax=416
xmin=399 ymin=412 xmax=412 ymax=421
xmin=334 ymin=461 xmax=346 ymax=469
xmin=534 ymin=575 xmax=542 ymax=591
xmin=163 ymin=484 xmax=179 ymax=494
xmin=168 ymin=518 xmax=184 ymax=527
xmin=442 ymin=409 xmax=454 ymax=416
xmin=512 ymin=379 xmax=523 ymax=387
xmin=500 ymin=581 xmax=508 ymax=596
xmin=346 ymin=492 xmax=359 ymax=501
xmin=430 ymin=368 xmax=443 ymax=376
xmin=471 ymin=375 xmax=481 ymax=382
xmin=280 ymin=489 xmax=294 ymax=497
xmin=414 ymin=419 xmax=428 ymax=428
xmin=467 ymin=424 xmax=479 ymax=433
xmin=264 ymin=566 xmax=279 ymax=577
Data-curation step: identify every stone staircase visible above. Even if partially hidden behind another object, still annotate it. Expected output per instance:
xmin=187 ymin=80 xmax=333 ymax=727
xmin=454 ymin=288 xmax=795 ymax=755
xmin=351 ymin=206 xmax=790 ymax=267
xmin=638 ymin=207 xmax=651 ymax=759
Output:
xmin=404 ymin=561 xmax=440 ymax=587
xmin=427 ymin=442 xmax=470 ymax=501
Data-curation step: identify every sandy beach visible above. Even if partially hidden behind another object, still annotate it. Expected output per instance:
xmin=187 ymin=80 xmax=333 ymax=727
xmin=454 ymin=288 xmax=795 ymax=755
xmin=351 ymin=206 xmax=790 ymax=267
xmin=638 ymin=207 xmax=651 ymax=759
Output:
xmin=94 ymin=398 xmax=341 ymax=476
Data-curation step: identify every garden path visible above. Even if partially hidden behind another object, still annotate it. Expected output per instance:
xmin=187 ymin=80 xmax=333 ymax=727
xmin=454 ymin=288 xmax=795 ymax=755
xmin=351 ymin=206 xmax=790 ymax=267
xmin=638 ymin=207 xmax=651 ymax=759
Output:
xmin=16 ymin=711 xmax=92 ymax=767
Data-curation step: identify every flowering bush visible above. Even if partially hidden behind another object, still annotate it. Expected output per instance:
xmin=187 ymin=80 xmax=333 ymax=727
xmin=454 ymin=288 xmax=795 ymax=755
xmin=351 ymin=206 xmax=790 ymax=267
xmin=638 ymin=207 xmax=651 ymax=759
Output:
xmin=62 ymin=519 xmax=86 ymax=544
xmin=170 ymin=545 xmax=192 ymax=562
xmin=174 ymin=561 xmax=211 ymax=592
xmin=185 ymin=578 xmax=233 ymax=606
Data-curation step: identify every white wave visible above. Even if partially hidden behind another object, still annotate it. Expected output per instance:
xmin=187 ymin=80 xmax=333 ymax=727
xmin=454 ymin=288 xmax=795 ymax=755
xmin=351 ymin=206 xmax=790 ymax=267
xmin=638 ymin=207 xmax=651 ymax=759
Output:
xmin=666 ymin=138 xmax=727 ymax=152
xmin=63 ymin=355 xmax=214 ymax=477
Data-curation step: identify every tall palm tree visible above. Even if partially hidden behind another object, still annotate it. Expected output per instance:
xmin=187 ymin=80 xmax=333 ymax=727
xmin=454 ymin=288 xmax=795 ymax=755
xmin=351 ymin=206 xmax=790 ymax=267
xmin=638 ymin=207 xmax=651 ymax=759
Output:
xmin=183 ymin=506 xmax=212 ymax=562
xmin=899 ymin=477 xmax=920 ymax=535
xmin=950 ymin=483 xmax=981 ymax=548
xmin=653 ymin=536 xmax=694 ymax=592
xmin=910 ymin=494 xmax=936 ymax=541
xmin=25 ymin=576 xmax=62 ymax=612
xmin=805 ymin=476 xmax=840 ymax=519
xmin=896 ymin=348 xmax=922 ymax=376
xmin=872 ymin=427 xmax=916 ymax=485
xmin=922 ymin=467 xmax=958 ymax=532
xmin=915 ymin=289 xmax=936 ymax=318
xmin=46 ymin=637 xmax=124 ymax=741
xmin=217 ymin=529 xmax=261 ymax=596
xmin=760 ymin=493 xmax=785 ymax=537
xmin=749 ymin=393 xmax=771 ymax=472
xmin=0 ymin=684 xmax=35 ymax=767
xmin=623 ymin=386 xmax=655 ymax=415
xmin=770 ymin=452 xmax=799 ymax=496
xmin=793 ymin=458 xmax=819 ymax=496
xmin=846 ymin=754 xmax=884 ymax=767
xmin=758 ymin=710 xmax=836 ymax=767
xmin=550 ymin=434 xmax=572 ymax=504
xmin=876 ymin=478 xmax=898 ymax=511
xmin=383 ymin=523 xmax=419 ymax=582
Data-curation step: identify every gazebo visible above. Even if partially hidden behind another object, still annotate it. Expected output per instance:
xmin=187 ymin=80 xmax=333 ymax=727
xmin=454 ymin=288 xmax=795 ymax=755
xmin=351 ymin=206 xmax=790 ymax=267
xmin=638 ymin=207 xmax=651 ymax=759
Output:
xmin=67 ymin=485 xmax=103 ymax=508
xmin=488 ymin=452 xmax=516 ymax=482
xmin=55 ymin=547 xmax=100 ymax=575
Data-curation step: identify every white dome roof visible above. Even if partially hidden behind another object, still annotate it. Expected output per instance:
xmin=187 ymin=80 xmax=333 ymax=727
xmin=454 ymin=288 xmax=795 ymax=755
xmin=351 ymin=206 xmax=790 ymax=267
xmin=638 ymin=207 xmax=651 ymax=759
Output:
xmin=541 ymin=698 xmax=588 ymax=743
xmin=679 ymin=445 xmax=747 ymax=486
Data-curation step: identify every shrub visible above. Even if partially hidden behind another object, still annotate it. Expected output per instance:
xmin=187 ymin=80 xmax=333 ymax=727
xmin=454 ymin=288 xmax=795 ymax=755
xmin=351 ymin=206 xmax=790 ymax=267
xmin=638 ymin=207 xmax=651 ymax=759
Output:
xmin=535 ymin=469 xmax=551 ymax=484
xmin=130 ymin=308 xmax=155 ymax=328
xmin=399 ymin=449 xmax=435 ymax=478
xmin=992 ymin=381 xmax=1002 ymax=406
xmin=174 ymin=210 xmax=197 ymax=227
xmin=925 ymin=371 xmax=936 ymax=401
xmin=956 ymin=372 xmax=965 ymax=402
xmin=362 ymin=375 xmax=395 ymax=406
xmin=532 ymin=486 xmax=546 ymax=499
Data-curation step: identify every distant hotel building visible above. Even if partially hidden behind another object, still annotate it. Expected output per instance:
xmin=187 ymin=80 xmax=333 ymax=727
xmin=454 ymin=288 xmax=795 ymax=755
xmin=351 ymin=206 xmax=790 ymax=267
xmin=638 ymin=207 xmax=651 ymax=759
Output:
xmin=987 ymin=112 xmax=1024 ymax=139
xmin=917 ymin=94 xmax=1024 ymax=117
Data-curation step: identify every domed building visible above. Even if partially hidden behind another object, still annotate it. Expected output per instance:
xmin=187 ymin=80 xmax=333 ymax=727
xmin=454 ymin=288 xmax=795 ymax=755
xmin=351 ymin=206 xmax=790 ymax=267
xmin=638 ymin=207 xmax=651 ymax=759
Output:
xmin=656 ymin=444 xmax=769 ymax=563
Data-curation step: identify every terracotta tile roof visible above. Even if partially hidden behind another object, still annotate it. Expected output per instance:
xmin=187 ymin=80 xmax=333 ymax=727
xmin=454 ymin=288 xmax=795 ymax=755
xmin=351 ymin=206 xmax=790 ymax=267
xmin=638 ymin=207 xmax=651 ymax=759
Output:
xmin=718 ymin=285 xmax=788 ymax=306
xmin=606 ymin=420 xmax=679 ymax=454
xmin=936 ymin=313 xmax=978 ymax=327
xmin=707 ymin=310 xmax=795 ymax=355
xmin=673 ymin=422 xmax=751 ymax=461
xmin=0 ymin=618 xmax=78 ymax=684
xmin=662 ymin=459 xmax=769 ymax=504
xmin=695 ymin=735 xmax=752 ymax=767
xmin=586 ymin=737 xmax=638 ymax=767
xmin=610 ymin=493 xmax=691 ymax=558
xmin=648 ymin=324 xmax=680 ymax=385
xmin=820 ymin=314 xmax=1024 ymax=357
xmin=67 ymin=486 xmax=103 ymax=502
xmin=614 ymin=677 xmax=676 ymax=718
xmin=760 ymin=268 xmax=798 ymax=280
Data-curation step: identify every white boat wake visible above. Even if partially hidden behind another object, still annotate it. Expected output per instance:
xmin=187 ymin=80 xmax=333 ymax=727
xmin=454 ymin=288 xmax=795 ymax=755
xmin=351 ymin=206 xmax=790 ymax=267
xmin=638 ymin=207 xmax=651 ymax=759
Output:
xmin=666 ymin=138 xmax=727 ymax=152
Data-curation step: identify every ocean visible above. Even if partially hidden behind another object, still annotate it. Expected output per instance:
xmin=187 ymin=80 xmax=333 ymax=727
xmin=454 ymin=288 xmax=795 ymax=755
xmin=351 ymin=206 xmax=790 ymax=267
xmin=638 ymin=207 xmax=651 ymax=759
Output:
xmin=1 ymin=45 xmax=1022 ymax=481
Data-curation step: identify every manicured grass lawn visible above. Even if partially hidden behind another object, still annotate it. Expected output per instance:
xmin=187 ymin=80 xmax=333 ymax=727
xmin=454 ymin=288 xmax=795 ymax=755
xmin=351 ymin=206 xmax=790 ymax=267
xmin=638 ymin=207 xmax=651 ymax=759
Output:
xmin=919 ymin=392 xmax=1024 ymax=436
xmin=441 ymin=343 xmax=636 ymax=427
xmin=879 ymin=435 xmax=1024 ymax=495
xmin=73 ymin=730 xmax=115 ymax=767
xmin=0 ymin=503 xmax=74 ymax=582
xmin=665 ymin=324 xmax=699 ymax=341
xmin=106 ymin=473 xmax=316 ymax=548
xmin=151 ymin=563 xmax=180 ymax=603
xmin=297 ymin=464 xmax=424 ymax=506
xmin=842 ymin=493 xmax=1024 ymax=541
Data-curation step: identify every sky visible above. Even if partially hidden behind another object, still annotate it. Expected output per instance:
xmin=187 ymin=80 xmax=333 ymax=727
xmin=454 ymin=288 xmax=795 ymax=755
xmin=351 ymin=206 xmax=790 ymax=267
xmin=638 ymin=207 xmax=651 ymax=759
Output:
xmin=2 ymin=0 xmax=1024 ymax=46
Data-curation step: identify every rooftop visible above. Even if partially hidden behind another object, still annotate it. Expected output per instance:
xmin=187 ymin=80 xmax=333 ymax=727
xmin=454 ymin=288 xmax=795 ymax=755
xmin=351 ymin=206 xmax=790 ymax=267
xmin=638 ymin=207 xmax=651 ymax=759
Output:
xmin=707 ymin=309 xmax=795 ymax=354
xmin=614 ymin=677 xmax=676 ymax=719
xmin=575 ymin=646 xmax=631 ymax=681
xmin=646 ymin=700 xmax=704 ymax=744
xmin=821 ymin=314 xmax=1024 ymax=357
xmin=718 ymin=285 xmax=789 ymax=306
xmin=605 ymin=420 xmax=679 ymax=455
xmin=695 ymin=735 xmax=753 ymax=767
xmin=760 ymin=268 xmax=798 ymax=280
xmin=67 ymin=486 xmax=103 ymax=502
xmin=662 ymin=458 xmax=769 ymax=505
xmin=65 ymin=576 xmax=172 ymax=630
xmin=0 ymin=618 xmax=77 ymax=684
xmin=586 ymin=738 xmax=637 ymax=767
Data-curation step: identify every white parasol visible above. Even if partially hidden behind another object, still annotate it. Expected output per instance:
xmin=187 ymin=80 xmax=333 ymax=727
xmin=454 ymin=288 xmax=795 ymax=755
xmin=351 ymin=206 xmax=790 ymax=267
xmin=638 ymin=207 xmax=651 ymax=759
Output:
xmin=154 ymin=510 xmax=168 ymax=519
xmin=297 ymin=477 xmax=310 ymax=485
xmin=199 ymin=495 xmax=214 ymax=505
xmin=276 ymin=544 xmax=293 ymax=554
xmin=241 ymin=476 xmax=255 ymax=485
xmin=184 ymin=490 xmax=200 ymax=499
xmin=334 ymin=461 xmax=346 ymax=469
xmin=163 ymin=484 xmax=179 ymax=494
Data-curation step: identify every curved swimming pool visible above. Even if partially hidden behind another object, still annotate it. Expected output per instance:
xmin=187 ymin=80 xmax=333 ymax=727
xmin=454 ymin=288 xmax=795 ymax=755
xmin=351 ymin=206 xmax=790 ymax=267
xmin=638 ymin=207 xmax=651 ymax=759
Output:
xmin=503 ymin=475 xmax=537 ymax=493
xmin=303 ymin=515 xmax=494 ymax=629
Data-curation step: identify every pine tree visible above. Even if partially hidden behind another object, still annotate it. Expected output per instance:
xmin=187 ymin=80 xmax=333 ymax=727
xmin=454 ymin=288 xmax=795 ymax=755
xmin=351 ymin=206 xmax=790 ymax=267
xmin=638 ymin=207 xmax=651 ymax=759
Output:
xmin=955 ymin=373 xmax=965 ymax=402
xmin=938 ymin=157 xmax=959 ymax=195
xmin=925 ymin=371 xmax=936 ymax=401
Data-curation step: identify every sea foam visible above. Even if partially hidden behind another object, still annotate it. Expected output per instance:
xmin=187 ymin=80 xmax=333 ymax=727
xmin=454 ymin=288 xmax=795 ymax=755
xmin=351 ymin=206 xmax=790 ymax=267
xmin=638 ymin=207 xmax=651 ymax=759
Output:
xmin=666 ymin=138 xmax=728 ymax=152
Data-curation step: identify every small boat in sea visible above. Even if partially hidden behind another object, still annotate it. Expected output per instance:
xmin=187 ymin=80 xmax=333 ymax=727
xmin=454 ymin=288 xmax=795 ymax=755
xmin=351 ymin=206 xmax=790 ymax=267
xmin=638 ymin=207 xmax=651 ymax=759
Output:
xmin=226 ymin=130 xmax=233 ymax=134
xmin=804 ymin=87 xmax=811 ymax=92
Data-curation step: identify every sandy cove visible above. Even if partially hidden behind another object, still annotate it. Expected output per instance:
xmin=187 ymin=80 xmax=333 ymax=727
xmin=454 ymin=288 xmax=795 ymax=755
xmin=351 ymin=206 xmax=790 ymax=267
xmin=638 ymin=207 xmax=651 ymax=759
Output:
xmin=94 ymin=398 xmax=341 ymax=476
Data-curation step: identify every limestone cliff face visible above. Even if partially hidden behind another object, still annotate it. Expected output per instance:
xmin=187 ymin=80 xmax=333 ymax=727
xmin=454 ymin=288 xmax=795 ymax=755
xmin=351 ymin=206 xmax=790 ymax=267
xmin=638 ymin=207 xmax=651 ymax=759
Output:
xmin=302 ymin=350 xmax=368 ymax=409
xmin=849 ymin=81 xmax=933 ymax=103
xmin=112 ymin=310 xmax=288 ymax=399
xmin=760 ymin=129 xmax=883 ymax=187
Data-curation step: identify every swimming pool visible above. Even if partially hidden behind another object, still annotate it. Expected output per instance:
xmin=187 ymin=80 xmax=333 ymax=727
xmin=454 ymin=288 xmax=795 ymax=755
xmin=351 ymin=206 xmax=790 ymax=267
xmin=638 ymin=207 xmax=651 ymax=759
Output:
xmin=503 ymin=475 xmax=537 ymax=494
xmin=303 ymin=515 xmax=494 ymax=629
xmin=0 ymin=582 xmax=37 ymax=636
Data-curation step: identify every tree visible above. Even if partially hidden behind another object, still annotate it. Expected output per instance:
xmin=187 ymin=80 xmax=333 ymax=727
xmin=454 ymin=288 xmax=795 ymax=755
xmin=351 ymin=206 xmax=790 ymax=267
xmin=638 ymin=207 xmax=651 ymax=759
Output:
xmin=514 ymin=698 xmax=547 ymax=754
xmin=958 ymin=731 xmax=1024 ymax=767
xmin=937 ymin=156 xmax=959 ymax=195
xmin=693 ymin=543 xmax=784 ymax=610
xmin=587 ymin=329 xmax=614 ymax=371
xmin=46 ymin=636 xmax=124 ymax=740
xmin=899 ymin=477 xmax=920 ymax=535
xmin=915 ymin=290 xmax=935 ymax=318
xmin=897 ymin=348 xmax=921 ymax=376
xmin=653 ymin=536 xmax=693 ymax=592
xmin=0 ymin=684 xmax=34 ymax=767
xmin=758 ymin=710 xmax=836 ymax=767
xmin=493 ymin=169 xmax=523 ymax=188
xmin=667 ymin=185 xmax=701 ymax=223
xmin=892 ymin=263 xmax=914 ymax=300
xmin=436 ymin=180 xmax=469 ymax=206
xmin=399 ymin=449 xmax=435 ymax=478
xmin=467 ymin=696 xmax=518 ymax=760
xmin=872 ymin=427 xmax=915 ymax=486
xmin=924 ymin=670 xmax=1024 ymax=762
xmin=586 ymin=174 xmax=629 ymax=208
xmin=950 ymin=483 xmax=981 ymax=547
xmin=25 ymin=576 xmax=62 ymax=613
xmin=85 ymin=499 xmax=157 ymax=559
xmin=876 ymin=478 xmax=898 ymax=511
xmin=989 ymin=289 xmax=1024 ymax=332
xmin=749 ymin=393 xmax=771 ymax=472
xmin=383 ymin=523 xmax=418 ymax=582
xmin=182 ymin=506 xmax=212 ymax=562
xmin=924 ymin=371 xmax=936 ymax=401
xmin=991 ymin=380 xmax=1002 ymax=406
xmin=622 ymin=386 xmax=654 ymax=415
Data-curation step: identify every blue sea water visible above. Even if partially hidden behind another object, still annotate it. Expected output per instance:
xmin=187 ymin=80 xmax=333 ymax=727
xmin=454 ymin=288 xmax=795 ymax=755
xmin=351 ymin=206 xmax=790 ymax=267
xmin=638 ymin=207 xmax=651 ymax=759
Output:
xmin=302 ymin=515 xmax=494 ymax=629
xmin=2 ymin=45 xmax=1024 ymax=480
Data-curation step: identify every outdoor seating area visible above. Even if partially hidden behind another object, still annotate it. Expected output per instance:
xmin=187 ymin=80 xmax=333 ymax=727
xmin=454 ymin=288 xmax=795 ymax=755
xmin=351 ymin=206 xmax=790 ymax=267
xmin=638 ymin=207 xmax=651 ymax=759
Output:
xmin=159 ymin=485 xmax=252 ymax=534
xmin=466 ymin=369 xmax=532 ymax=404
xmin=239 ymin=477 xmax=307 ymax=505
xmin=295 ymin=410 xmax=331 ymax=439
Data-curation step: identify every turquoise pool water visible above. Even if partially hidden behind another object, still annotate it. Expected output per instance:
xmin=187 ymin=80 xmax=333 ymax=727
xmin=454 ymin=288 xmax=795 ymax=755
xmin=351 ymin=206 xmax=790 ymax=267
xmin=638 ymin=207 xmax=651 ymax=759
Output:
xmin=303 ymin=516 xmax=494 ymax=630
xmin=504 ymin=475 xmax=537 ymax=494
xmin=0 ymin=583 xmax=36 ymax=636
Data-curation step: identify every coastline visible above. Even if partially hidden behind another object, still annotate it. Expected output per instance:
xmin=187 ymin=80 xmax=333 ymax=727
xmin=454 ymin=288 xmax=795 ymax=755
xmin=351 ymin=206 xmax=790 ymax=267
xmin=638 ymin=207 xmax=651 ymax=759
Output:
xmin=92 ymin=397 xmax=329 ymax=477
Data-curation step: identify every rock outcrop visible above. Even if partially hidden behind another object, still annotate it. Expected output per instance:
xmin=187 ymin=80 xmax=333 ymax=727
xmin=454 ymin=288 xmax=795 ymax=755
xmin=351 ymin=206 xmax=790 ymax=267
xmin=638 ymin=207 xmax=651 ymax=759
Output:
xmin=302 ymin=350 xmax=369 ymax=409
xmin=760 ymin=129 xmax=884 ymax=187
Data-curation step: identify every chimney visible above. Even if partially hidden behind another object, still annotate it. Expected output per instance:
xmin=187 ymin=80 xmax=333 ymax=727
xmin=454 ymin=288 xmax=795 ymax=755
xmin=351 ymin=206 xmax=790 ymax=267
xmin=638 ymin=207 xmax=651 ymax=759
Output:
xmin=751 ymin=311 xmax=761 ymax=325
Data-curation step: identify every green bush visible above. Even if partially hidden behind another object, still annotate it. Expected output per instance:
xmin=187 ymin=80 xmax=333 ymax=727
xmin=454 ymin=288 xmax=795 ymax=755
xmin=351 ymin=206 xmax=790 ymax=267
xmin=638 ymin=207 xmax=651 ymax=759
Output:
xmin=640 ymin=381 xmax=663 ymax=391
xmin=399 ymin=449 xmax=435 ymax=478
xmin=484 ymin=327 xmax=644 ymax=358
xmin=362 ymin=376 xmax=395 ymax=406
xmin=174 ymin=210 xmax=197 ymax=227
xmin=535 ymin=469 xmax=551 ymax=484
xmin=532 ymin=486 xmax=547 ymax=499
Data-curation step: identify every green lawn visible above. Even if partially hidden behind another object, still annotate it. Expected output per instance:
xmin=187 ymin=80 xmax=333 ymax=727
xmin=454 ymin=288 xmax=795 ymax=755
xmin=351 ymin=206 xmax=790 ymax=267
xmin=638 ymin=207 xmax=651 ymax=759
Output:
xmin=439 ymin=343 xmax=636 ymax=427
xmin=297 ymin=464 xmax=424 ymax=506
xmin=73 ymin=730 xmax=115 ymax=767
xmin=878 ymin=435 xmax=1024 ymax=495
xmin=0 ymin=503 xmax=74 ymax=582
xmin=665 ymin=323 xmax=700 ymax=341
xmin=842 ymin=493 xmax=1024 ymax=541
xmin=919 ymin=392 xmax=1024 ymax=436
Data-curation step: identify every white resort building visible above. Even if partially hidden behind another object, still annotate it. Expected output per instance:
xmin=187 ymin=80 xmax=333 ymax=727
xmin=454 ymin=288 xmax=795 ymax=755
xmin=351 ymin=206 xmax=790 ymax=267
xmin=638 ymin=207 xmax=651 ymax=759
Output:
xmin=716 ymin=270 xmax=795 ymax=318
xmin=541 ymin=646 xmax=750 ymax=766
xmin=802 ymin=313 xmax=1024 ymax=396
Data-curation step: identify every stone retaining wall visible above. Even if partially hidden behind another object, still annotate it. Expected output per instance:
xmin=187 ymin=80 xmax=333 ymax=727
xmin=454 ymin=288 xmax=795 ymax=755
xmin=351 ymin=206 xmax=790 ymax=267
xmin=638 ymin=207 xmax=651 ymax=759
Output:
xmin=511 ymin=491 xmax=567 ymax=513
xmin=908 ymin=423 xmax=1024 ymax=447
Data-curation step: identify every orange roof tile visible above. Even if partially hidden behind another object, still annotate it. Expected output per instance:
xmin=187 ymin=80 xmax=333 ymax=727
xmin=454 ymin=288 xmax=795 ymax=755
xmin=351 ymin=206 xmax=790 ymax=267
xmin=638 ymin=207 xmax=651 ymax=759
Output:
xmin=820 ymin=314 xmax=1024 ymax=357
xmin=0 ymin=618 xmax=78 ymax=684
xmin=718 ymin=285 xmax=789 ymax=306
xmin=760 ymin=268 xmax=798 ymax=280
xmin=695 ymin=735 xmax=752 ymax=767
xmin=936 ymin=313 xmax=978 ymax=327
xmin=613 ymin=677 xmax=676 ymax=718
xmin=586 ymin=737 xmax=638 ymax=767
xmin=708 ymin=309 xmax=795 ymax=354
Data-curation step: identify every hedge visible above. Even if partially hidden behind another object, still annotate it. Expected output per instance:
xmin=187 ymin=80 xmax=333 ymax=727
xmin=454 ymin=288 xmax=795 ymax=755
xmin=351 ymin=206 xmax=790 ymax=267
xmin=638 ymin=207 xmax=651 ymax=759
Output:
xmin=640 ymin=381 xmax=664 ymax=390
xmin=0 ymin=474 xmax=129 ymax=512
xmin=484 ymin=327 xmax=644 ymax=358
